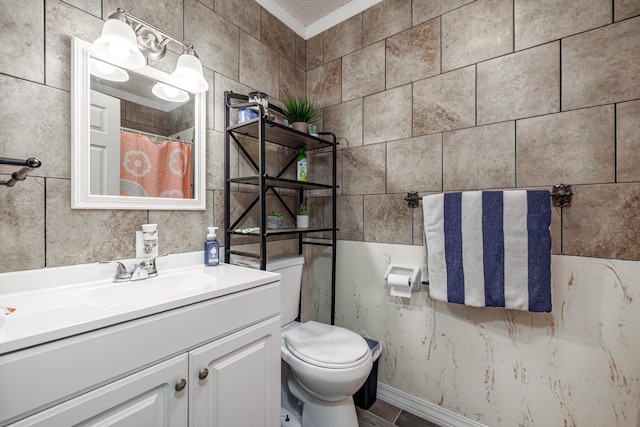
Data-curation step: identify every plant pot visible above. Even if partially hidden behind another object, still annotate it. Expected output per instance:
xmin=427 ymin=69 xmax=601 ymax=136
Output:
xmin=291 ymin=122 xmax=309 ymax=133
xmin=296 ymin=215 xmax=309 ymax=229
xmin=266 ymin=216 xmax=283 ymax=229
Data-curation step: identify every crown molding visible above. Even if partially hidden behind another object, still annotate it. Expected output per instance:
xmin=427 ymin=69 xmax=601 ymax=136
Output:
xmin=255 ymin=0 xmax=383 ymax=40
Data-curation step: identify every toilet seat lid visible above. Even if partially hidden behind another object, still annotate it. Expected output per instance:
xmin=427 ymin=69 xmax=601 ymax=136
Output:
xmin=284 ymin=321 xmax=370 ymax=368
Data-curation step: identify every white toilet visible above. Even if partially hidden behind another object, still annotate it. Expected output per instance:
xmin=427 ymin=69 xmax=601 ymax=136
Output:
xmin=240 ymin=255 xmax=372 ymax=427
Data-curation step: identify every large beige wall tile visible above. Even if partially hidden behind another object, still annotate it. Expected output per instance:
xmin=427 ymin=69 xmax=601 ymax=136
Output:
xmin=64 ymin=0 xmax=101 ymax=17
xmin=214 ymin=73 xmax=253 ymax=132
xmin=615 ymin=0 xmax=640 ymax=21
xmin=0 ymin=0 xmax=44 ymax=83
xmin=323 ymin=99 xmax=363 ymax=149
xmin=186 ymin=2 xmax=239 ymax=81
xmin=562 ymin=17 xmax=640 ymax=110
xmin=477 ymin=42 xmax=560 ymax=125
xmin=279 ymin=58 xmax=305 ymax=101
xmin=617 ymin=100 xmax=640 ymax=182
xmin=443 ymin=121 xmax=515 ymax=190
xmin=336 ymin=196 xmax=364 ymax=241
xmin=307 ymin=59 xmax=341 ymax=108
xmin=413 ymin=66 xmax=475 ymax=136
xmin=294 ymin=34 xmax=306 ymax=69
xmin=45 ymin=179 xmax=146 ymax=266
xmin=514 ymin=0 xmax=612 ymax=50
xmin=239 ymin=32 xmax=279 ymax=98
xmin=386 ymin=18 xmax=440 ymax=89
xmin=260 ymin=9 xmax=296 ymax=63
xmin=306 ymin=34 xmax=323 ymax=70
xmin=364 ymin=194 xmax=412 ymax=244
xmin=149 ymin=203 xmax=214 ymax=255
xmin=0 ymin=177 xmax=45 ymax=273
xmin=363 ymin=0 xmax=412 ymax=46
xmin=364 ymin=84 xmax=412 ymax=144
xmin=104 ymin=0 xmax=183 ymax=39
xmin=387 ymin=134 xmax=442 ymax=193
xmin=562 ymin=183 xmax=640 ymax=260
xmin=342 ymin=42 xmax=385 ymax=102
xmin=324 ymin=14 xmax=362 ymax=62
xmin=45 ymin=0 xmax=103 ymax=91
xmin=412 ymin=0 xmax=474 ymax=25
xmin=206 ymin=130 xmax=225 ymax=190
xmin=0 ymin=75 xmax=69 ymax=179
xmin=210 ymin=0 xmax=260 ymax=38
xmin=516 ymin=106 xmax=615 ymax=186
xmin=342 ymin=144 xmax=386 ymax=195
xmin=442 ymin=0 xmax=513 ymax=72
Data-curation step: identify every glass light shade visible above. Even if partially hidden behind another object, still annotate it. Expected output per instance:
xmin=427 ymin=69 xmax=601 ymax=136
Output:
xmin=152 ymin=82 xmax=190 ymax=103
xmin=89 ymin=58 xmax=129 ymax=82
xmin=171 ymin=53 xmax=209 ymax=93
xmin=92 ymin=19 xmax=145 ymax=69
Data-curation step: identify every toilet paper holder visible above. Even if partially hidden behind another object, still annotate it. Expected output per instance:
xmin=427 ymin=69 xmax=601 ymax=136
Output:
xmin=384 ymin=264 xmax=421 ymax=292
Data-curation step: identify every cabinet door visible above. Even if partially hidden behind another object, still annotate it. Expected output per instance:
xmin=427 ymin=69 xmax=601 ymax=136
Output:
xmin=10 ymin=354 xmax=188 ymax=427
xmin=189 ymin=316 xmax=281 ymax=427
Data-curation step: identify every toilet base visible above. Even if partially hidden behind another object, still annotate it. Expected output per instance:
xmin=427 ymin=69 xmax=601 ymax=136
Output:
xmin=288 ymin=376 xmax=359 ymax=427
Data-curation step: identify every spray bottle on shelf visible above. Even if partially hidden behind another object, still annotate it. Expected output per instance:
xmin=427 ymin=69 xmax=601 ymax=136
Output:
xmin=297 ymin=148 xmax=307 ymax=182
xmin=204 ymin=227 xmax=219 ymax=266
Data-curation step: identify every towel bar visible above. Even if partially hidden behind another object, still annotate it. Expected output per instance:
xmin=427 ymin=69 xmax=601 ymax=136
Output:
xmin=0 ymin=156 xmax=42 ymax=188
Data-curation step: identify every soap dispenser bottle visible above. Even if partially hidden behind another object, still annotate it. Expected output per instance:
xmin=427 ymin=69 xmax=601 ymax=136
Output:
xmin=204 ymin=227 xmax=219 ymax=266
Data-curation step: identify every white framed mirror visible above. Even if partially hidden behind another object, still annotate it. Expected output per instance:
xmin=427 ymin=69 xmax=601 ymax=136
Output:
xmin=71 ymin=37 xmax=206 ymax=210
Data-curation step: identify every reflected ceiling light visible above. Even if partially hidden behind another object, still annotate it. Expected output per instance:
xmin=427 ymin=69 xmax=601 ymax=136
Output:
xmin=171 ymin=46 xmax=209 ymax=93
xmin=94 ymin=8 xmax=208 ymax=93
xmin=152 ymin=82 xmax=190 ymax=103
xmin=92 ymin=9 xmax=145 ymax=69
xmin=89 ymin=58 xmax=129 ymax=82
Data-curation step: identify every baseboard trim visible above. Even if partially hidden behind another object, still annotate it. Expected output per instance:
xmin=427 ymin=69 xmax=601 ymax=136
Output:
xmin=376 ymin=383 xmax=488 ymax=427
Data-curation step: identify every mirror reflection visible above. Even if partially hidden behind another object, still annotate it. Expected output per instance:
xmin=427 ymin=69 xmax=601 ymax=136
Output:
xmin=89 ymin=61 xmax=195 ymax=199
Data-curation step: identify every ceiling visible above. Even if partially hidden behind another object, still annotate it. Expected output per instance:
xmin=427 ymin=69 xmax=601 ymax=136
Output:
xmin=255 ymin=0 xmax=383 ymax=39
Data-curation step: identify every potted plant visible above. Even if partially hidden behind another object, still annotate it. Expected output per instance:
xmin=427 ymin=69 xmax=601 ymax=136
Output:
xmin=283 ymin=97 xmax=319 ymax=133
xmin=296 ymin=200 xmax=309 ymax=229
xmin=266 ymin=211 xmax=284 ymax=229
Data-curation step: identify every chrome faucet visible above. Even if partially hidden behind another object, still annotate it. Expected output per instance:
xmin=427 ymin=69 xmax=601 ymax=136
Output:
xmin=100 ymin=254 xmax=167 ymax=283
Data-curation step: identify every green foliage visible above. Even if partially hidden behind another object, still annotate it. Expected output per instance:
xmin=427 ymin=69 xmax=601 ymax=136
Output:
xmin=270 ymin=211 xmax=283 ymax=217
xmin=299 ymin=200 xmax=308 ymax=216
xmin=284 ymin=98 xmax=319 ymax=123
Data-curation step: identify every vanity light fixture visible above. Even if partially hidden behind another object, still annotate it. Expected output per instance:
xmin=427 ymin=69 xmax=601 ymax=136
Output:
xmin=89 ymin=58 xmax=129 ymax=82
xmin=171 ymin=46 xmax=209 ymax=93
xmin=93 ymin=8 xmax=209 ymax=93
xmin=152 ymin=82 xmax=190 ymax=103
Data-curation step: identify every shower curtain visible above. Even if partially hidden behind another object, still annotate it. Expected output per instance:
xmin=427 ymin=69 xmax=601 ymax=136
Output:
xmin=119 ymin=131 xmax=192 ymax=198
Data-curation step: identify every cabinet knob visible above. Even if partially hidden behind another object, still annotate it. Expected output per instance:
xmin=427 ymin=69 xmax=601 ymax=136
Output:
xmin=198 ymin=368 xmax=209 ymax=380
xmin=175 ymin=378 xmax=187 ymax=392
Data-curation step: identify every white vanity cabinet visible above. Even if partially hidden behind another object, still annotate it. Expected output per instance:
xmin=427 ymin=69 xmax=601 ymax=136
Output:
xmin=0 ymin=278 xmax=281 ymax=427
xmin=9 ymin=354 xmax=190 ymax=426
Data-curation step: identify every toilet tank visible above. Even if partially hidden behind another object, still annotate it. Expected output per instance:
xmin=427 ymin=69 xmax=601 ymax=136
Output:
xmin=235 ymin=255 xmax=304 ymax=325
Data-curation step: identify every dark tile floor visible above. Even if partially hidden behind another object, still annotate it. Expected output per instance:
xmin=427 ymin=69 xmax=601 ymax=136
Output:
xmin=357 ymin=400 xmax=440 ymax=427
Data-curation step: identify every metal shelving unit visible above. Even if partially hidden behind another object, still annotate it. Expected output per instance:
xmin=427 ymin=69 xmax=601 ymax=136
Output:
xmin=223 ymin=91 xmax=338 ymax=324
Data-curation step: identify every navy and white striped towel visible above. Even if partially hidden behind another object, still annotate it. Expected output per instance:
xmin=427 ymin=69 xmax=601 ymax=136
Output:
xmin=423 ymin=190 xmax=552 ymax=312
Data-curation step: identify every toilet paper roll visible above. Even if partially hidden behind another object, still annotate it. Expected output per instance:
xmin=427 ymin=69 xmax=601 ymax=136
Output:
xmin=387 ymin=273 xmax=412 ymax=298
xmin=387 ymin=273 xmax=411 ymax=287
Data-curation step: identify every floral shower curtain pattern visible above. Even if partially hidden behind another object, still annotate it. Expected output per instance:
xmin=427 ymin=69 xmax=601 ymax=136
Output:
xmin=120 ymin=131 xmax=192 ymax=198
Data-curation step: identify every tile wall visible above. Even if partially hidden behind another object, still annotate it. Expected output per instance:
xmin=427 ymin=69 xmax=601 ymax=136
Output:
xmin=305 ymin=0 xmax=640 ymax=262
xmin=0 ymin=0 xmax=306 ymax=272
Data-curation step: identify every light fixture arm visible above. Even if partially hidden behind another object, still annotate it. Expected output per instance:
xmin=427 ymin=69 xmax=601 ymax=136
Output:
xmin=116 ymin=8 xmax=195 ymax=54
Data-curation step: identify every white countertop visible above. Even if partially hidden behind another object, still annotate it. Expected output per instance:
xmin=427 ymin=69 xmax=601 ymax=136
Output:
xmin=0 ymin=253 xmax=279 ymax=355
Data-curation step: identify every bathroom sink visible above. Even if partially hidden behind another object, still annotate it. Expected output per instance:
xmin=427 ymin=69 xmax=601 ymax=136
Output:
xmin=77 ymin=273 xmax=215 ymax=307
